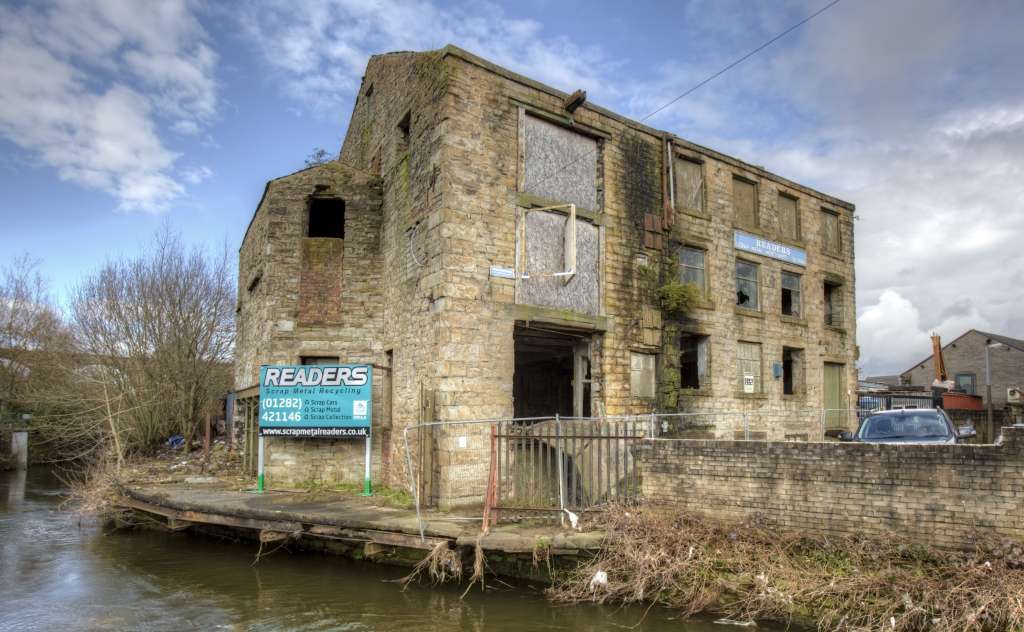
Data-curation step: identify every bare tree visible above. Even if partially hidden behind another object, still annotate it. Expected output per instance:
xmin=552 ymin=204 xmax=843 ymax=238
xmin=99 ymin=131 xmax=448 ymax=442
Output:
xmin=305 ymin=147 xmax=332 ymax=167
xmin=25 ymin=230 xmax=235 ymax=466
xmin=0 ymin=255 xmax=64 ymax=415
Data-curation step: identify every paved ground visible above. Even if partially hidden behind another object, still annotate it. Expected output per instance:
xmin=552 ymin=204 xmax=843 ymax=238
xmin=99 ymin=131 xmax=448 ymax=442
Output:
xmin=122 ymin=483 xmax=604 ymax=553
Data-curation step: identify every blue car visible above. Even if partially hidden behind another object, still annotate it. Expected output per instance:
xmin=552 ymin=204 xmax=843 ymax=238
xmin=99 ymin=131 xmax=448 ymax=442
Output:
xmin=839 ymin=408 xmax=977 ymax=444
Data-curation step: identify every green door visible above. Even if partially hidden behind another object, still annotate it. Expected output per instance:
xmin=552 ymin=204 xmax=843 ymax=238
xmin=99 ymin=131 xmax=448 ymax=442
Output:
xmin=823 ymin=362 xmax=847 ymax=434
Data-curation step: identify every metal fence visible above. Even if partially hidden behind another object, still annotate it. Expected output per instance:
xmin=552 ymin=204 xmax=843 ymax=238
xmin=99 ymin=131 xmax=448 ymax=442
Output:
xmin=402 ymin=410 xmax=842 ymax=538
xmin=486 ymin=416 xmax=647 ymax=525
xmin=858 ymin=393 xmax=935 ymax=411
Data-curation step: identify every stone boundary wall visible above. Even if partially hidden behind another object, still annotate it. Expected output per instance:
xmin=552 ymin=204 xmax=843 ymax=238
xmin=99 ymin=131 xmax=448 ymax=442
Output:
xmin=636 ymin=426 xmax=1024 ymax=549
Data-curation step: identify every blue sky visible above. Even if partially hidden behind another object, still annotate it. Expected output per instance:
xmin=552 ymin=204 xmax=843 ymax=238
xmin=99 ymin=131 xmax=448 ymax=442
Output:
xmin=1 ymin=0 xmax=1023 ymax=375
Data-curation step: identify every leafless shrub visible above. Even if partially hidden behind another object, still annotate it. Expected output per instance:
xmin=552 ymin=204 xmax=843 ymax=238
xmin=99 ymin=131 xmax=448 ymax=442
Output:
xmin=548 ymin=506 xmax=1024 ymax=631
xmin=18 ymin=229 xmax=234 ymax=466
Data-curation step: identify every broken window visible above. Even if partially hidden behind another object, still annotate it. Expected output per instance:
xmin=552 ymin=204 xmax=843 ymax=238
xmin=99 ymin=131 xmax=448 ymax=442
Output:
xmin=308 ymin=198 xmax=345 ymax=239
xmin=300 ymin=356 xmax=340 ymax=365
xmin=781 ymin=271 xmax=801 ymax=317
xmin=522 ymin=114 xmax=598 ymax=210
xmin=733 ymin=176 xmax=758 ymax=228
xmin=778 ymin=193 xmax=800 ymax=241
xmin=630 ymin=352 xmax=657 ymax=399
xmin=679 ymin=246 xmax=706 ymax=292
xmin=737 ymin=341 xmax=762 ymax=394
xmin=680 ymin=333 xmax=709 ymax=390
xmin=821 ymin=209 xmax=840 ymax=254
xmin=674 ymin=156 xmax=704 ymax=213
xmin=824 ymin=280 xmax=843 ymax=327
xmin=735 ymin=260 xmax=759 ymax=310
xmin=783 ymin=347 xmax=803 ymax=395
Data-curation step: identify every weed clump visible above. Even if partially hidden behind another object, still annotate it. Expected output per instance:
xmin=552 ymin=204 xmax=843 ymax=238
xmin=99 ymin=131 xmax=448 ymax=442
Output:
xmin=548 ymin=506 xmax=1024 ymax=631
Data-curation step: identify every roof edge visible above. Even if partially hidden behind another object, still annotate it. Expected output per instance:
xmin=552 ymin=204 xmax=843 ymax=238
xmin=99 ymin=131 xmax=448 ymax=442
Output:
xmin=439 ymin=44 xmax=855 ymax=210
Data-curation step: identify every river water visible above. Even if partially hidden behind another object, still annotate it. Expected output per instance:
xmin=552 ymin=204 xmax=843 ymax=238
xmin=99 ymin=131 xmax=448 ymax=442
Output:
xmin=0 ymin=468 xmax=743 ymax=632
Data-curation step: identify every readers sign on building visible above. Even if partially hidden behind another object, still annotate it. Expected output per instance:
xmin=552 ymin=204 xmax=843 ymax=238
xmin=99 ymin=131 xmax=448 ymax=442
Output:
xmin=258 ymin=365 xmax=372 ymax=437
xmin=734 ymin=230 xmax=807 ymax=266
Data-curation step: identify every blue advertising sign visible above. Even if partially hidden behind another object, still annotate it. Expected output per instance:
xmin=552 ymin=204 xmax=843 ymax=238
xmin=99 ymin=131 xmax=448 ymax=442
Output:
xmin=734 ymin=230 xmax=807 ymax=266
xmin=258 ymin=365 xmax=372 ymax=437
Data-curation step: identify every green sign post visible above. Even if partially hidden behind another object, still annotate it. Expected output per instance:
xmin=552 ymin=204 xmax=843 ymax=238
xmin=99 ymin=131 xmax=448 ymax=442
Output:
xmin=257 ymin=364 xmax=373 ymax=495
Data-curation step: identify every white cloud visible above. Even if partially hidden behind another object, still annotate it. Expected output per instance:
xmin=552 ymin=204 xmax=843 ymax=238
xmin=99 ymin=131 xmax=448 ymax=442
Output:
xmin=238 ymin=0 xmax=618 ymax=112
xmin=181 ymin=165 xmax=214 ymax=185
xmin=0 ymin=0 xmax=217 ymax=212
xmin=857 ymin=290 xmax=992 ymax=376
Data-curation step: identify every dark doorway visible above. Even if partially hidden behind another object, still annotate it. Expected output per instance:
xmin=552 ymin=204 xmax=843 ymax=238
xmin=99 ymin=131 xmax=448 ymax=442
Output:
xmin=513 ymin=325 xmax=589 ymax=418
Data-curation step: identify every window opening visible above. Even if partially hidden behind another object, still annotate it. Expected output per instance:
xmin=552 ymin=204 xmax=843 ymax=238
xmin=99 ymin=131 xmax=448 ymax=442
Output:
xmin=781 ymin=271 xmax=801 ymax=317
xmin=778 ymin=193 xmax=800 ymax=241
xmin=735 ymin=260 xmax=759 ymax=310
xmin=821 ymin=209 xmax=840 ymax=254
xmin=308 ymin=198 xmax=345 ymax=239
xmin=733 ymin=176 xmax=758 ymax=228
xmin=301 ymin=356 xmax=340 ymax=365
xmin=824 ymin=280 xmax=843 ymax=326
xmin=680 ymin=334 xmax=709 ymax=390
xmin=630 ymin=352 xmax=657 ymax=399
xmin=737 ymin=341 xmax=762 ymax=393
xmin=674 ymin=157 xmax=704 ymax=213
xmin=679 ymin=246 xmax=706 ymax=292
xmin=783 ymin=347 xmax=803 ymax=395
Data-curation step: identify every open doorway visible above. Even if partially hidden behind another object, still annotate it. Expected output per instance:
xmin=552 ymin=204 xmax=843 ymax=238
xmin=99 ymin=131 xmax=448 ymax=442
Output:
xmin=513 ymin=325 xmax=591 ymax=418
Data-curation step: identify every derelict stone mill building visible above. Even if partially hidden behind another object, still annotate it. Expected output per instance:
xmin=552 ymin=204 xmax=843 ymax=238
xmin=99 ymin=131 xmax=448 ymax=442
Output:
xmin=233 ymin=45 xmax=858 ymax=505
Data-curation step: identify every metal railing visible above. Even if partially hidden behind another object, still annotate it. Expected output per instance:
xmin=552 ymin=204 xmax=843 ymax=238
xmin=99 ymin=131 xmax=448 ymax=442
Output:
xmin=400 ymin=411 xmax=826 ymax=539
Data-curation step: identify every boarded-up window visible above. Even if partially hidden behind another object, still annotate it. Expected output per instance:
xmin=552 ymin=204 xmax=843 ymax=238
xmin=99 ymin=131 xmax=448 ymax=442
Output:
xmin=778 ymin=193 xmax=800 ymax=241
xmin=631 ymin=352 xmax=657 ymax=399
xmin=680 ymin=334 xmax=709 ymax=390
xmin=733 ymin=177 xmax=758 ymax=228
xmin=737 ymin=341 xmax=762 ymax=393
xmin=679 ymin=246 xmax=706 ymax=292
xmin=520 ymin=210 xmax=600 ymax=315
xmin=674 ymin=157 xmax=703 ymax=213
xmin=523 ymin=115 xmax=598 ymax=210
xmin=821 ymin=209 xmax=840 ymax=254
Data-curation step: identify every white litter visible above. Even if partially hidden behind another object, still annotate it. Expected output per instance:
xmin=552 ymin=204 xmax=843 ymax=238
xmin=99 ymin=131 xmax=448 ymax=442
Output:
xmin=589 ymin=570 xmax=608 ymax=592
xmin=563 ymin=508 xmax=580 ymax=530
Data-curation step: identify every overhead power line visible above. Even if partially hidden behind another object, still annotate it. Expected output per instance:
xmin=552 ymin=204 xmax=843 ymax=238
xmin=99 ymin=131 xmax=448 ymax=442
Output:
xmin=639 ymin=0 xmax=844 ymax=123
xmin=531 ymin=0 xmax=844 ymax=188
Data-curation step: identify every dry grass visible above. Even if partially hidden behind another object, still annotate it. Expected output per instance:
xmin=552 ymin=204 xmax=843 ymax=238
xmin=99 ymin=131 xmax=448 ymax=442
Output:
xmin=400 ymin=541 xmax=463 ymax=588
xmin=548 ymin=506 xmax=1024 ymax=631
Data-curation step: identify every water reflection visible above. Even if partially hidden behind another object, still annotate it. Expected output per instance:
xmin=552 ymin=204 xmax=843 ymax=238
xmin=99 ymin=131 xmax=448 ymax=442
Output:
xmin=0 ymin=469 xmax=738 ymax=631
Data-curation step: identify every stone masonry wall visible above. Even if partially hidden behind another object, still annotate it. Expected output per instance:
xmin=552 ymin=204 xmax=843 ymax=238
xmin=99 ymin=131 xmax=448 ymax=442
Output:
xmin=637 ymin=426 xmax=1024 ymax=549
xmin=659 ymin=141 xmax=858 ymax=440
xmin=234 ymin=162 xmax=385 ymax=488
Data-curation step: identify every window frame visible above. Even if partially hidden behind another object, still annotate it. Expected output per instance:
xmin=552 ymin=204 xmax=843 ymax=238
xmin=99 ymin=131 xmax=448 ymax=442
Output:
xmin=780 ymin=270 xmax=802 ymax=318
xmin=678 ymin=246 xmax=707 ymax=293
xmin=820 ymin=208 xmax=841 ymax=255
xmin=954 ymin=372 xmax=977 ymax=395
xmin=736 ymin=341 xmax=763 ymax=394
xmin=777 ymin=191 xmax=801 ymax=242
xmin=732 ymin=175 xmax=759 ymax=229
xmin=735 ymin=259 xmax=760 ymax=311
xmin=824 ymin=279 xmax=844 ymax=327
xmin=782 ymin=347 xmax=804 ymax=396
xmin=673 ymin=154 xmax=705 ymax=215
xmin=680 ymin=333 xmax=710 ymax=391
xmin=630 ymin=352 xmax=657 ymax=399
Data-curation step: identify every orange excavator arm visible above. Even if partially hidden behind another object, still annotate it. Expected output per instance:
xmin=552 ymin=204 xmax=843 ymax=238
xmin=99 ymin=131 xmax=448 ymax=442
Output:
xmin=931 ymin=334 xmax=948 ymax=383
